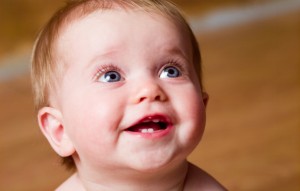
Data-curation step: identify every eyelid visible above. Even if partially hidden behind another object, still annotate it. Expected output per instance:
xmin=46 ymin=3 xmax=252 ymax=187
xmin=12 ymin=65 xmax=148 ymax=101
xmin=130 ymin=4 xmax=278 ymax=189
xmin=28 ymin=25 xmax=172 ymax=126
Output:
xmin=93 ymin=64 xmax=123 ymax=81
xmin=159 ymin=60 xmax=186 ymax=75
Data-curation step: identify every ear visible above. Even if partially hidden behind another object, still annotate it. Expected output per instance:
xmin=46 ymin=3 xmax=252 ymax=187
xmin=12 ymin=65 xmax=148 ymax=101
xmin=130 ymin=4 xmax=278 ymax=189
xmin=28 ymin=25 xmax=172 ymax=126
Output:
xmin=202 ymin=92 xmax=209 ymax=108
xmin=37 ymin=107 xmax=75 ymax=157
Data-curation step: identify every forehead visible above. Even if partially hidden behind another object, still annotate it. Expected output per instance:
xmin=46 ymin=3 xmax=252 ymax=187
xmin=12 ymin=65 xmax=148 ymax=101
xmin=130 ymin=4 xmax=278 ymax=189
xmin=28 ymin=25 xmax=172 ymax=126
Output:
xmin=54 ymin=9 xmax=192 ymax=67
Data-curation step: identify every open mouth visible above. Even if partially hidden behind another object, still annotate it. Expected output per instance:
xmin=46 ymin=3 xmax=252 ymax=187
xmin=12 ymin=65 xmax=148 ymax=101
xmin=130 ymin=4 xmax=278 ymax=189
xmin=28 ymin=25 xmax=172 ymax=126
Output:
xmin=126 ymin=115 xmax=170 ymax=134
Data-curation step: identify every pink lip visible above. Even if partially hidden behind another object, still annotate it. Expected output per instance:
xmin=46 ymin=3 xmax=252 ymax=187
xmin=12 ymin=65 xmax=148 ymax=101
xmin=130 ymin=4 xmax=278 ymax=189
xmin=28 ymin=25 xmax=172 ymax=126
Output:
xmin=124 ymin=114 xmax=174 ymax=139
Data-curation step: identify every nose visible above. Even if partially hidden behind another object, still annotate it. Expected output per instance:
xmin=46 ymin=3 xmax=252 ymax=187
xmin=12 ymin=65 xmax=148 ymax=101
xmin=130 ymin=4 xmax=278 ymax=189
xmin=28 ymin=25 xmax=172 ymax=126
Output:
xmin=131 ymin=80 xmax=167 ymax=104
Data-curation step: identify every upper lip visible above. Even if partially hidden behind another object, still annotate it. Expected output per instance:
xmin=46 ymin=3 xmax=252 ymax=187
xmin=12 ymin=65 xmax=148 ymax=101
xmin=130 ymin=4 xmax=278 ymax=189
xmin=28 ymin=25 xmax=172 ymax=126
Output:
xmin=124 ymin=114 xmax=172 ymax=131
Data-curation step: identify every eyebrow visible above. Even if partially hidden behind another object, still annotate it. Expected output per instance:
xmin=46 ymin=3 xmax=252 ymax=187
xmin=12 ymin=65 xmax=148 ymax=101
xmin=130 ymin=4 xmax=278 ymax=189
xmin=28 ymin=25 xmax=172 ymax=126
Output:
xmin=87 ymin=49 xmax=119 ymax=65
xmin=82 ymin=49 xmax=119 ymax=78
xmin=85 ymin=44 xmax=191 ymax=72
xmin=162 ymin=46 xmax=191 ymax=62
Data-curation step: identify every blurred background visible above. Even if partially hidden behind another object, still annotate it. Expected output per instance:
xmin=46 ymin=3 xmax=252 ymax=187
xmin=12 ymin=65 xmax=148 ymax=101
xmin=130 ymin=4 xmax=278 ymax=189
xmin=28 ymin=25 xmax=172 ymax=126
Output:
xmin=0 ymin=0 xmax=299 ymax=190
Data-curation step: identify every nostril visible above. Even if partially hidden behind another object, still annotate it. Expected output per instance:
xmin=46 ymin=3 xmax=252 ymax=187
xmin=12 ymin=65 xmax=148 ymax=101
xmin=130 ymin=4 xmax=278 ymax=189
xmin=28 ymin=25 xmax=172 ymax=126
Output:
xmin=154 ymin=95 xmax=161 ymax=101
xmin=138 ymin=93 xmax=165 ymax=103
xmin=139 ymin=97 xmax=146 ymax=102
xmin=133 ymin=82 xmax=168 ymax=104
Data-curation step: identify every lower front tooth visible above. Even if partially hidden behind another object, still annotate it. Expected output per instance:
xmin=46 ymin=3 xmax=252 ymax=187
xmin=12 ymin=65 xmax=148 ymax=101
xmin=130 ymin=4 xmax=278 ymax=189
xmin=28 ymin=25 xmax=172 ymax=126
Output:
xmin=141 ymin=128 xmax=154 ymax=133
xmin=148 ymin=128 xmax=154 ymax=133
xmin=141 ymin=129 xmax=148 ymax=133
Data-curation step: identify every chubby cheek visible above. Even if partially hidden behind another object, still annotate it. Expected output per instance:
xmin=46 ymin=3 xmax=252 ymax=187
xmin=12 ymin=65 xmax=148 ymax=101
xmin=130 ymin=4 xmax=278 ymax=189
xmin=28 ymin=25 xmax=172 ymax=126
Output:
xmin=61 ymin=92 xmax=123 ymax=161
xmin=175 ymin=87 xmax=205 ymax=149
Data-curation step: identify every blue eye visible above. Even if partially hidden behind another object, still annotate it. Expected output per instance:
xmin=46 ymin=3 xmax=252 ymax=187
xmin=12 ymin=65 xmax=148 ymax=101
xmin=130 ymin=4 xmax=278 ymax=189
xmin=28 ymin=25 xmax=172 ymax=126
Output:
xmin=160 ymin=66 xmax=181 ymax=78
xmin=99 ymin=71 xmax=122 ymax=82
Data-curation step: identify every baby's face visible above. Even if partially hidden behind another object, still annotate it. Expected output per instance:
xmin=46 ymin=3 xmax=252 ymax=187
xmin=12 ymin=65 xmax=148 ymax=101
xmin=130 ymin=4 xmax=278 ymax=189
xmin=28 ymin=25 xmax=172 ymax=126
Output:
xmin=54 ymin=9 xmax=206 ymax=172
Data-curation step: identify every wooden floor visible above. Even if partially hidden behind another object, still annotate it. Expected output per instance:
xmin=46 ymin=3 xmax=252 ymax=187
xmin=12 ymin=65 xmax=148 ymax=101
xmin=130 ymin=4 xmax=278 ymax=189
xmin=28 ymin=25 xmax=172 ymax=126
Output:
xmin=0 ymin=1 xmax=299 ymax=191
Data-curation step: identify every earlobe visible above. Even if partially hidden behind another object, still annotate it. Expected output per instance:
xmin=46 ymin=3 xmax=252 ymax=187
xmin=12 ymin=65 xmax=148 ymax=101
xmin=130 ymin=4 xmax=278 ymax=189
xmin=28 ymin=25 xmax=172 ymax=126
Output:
xmin=38 ymin=107 xmax=75 ymax=157
xmin=202 ymin=92 xmax=209 ymax=108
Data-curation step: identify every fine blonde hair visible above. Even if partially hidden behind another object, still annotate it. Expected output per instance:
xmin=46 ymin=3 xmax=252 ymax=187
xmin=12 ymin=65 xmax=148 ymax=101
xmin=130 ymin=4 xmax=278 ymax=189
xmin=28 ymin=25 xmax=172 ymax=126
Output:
xmin=31 ymin=0 xmax=202 ymax=169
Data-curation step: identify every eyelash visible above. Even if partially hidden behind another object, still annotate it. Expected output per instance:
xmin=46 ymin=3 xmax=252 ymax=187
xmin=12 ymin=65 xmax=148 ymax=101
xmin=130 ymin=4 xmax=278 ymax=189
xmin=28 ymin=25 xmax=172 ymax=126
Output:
xmin=94 ymin=64 xmax=122 ymax=80
xmin=93 ymin=60 xmax=186 ymax=81
xmin=161 ymin=59 xmax=185 ymax=73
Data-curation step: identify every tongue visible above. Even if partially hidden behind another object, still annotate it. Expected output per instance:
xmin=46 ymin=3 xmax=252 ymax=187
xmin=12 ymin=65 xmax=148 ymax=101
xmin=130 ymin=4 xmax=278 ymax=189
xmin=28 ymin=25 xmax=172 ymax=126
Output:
xmin=128 ymin=122 xmax=162 ymax=132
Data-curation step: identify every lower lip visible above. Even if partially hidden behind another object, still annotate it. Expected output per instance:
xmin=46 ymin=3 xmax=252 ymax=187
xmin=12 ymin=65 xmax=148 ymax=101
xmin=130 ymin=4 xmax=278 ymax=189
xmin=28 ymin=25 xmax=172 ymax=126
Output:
xmin=124 ymin=125 xmax=174 ymax=139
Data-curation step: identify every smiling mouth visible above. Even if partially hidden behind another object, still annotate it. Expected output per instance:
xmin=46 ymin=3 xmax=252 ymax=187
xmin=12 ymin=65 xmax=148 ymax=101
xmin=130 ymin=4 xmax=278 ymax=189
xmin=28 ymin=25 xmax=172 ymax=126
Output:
xmin=126 ymin=116 xmax=170 ymax=134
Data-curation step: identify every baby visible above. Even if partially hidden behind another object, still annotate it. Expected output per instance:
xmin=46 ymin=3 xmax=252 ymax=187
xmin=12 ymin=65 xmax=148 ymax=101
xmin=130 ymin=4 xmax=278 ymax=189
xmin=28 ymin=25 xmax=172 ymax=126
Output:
xmin=31 ymin=0 xmax=226 ymax=190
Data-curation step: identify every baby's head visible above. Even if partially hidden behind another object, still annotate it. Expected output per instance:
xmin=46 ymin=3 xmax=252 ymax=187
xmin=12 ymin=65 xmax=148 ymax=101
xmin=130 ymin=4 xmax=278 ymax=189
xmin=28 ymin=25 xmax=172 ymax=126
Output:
xmin=32 ymin=0 xmax=206 ymax=170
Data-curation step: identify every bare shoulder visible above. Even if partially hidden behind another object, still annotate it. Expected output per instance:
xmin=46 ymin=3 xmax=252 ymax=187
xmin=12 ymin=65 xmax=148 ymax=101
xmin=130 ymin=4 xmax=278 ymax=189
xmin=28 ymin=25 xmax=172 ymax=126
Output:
xmin=184 ymin=163 xmax=227 ymax=191
xmin=55 ymin=173 xmax=85 ymax=191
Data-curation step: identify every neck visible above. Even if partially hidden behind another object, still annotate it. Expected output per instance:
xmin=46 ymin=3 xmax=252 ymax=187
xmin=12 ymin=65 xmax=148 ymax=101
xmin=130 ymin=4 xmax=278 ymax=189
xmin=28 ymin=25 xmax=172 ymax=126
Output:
xmin=76 ymin=160 xmax=189 ymax=191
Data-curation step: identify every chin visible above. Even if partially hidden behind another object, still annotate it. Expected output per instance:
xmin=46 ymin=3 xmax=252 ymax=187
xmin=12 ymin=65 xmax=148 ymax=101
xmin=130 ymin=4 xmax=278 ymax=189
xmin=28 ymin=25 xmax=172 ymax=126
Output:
xmin=127 ymin=150 xmax=186 ymax=173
